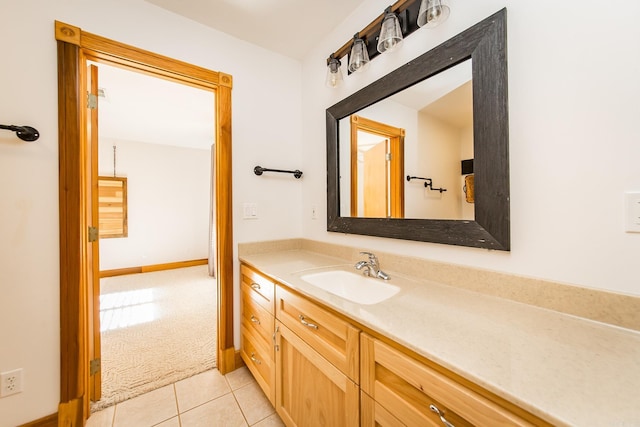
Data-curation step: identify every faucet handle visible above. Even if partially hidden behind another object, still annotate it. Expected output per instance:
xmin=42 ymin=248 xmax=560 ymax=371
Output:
xmin=359 ymin=251 xmax=375 ymax=259
xmin=360 ymin=252 xmax=378 ymax=271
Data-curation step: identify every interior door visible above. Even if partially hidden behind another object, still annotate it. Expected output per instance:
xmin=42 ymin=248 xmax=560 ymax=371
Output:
xmin=87 ymin=63 xmax=102 ymax=401
xmin=363 ymin=140 xmax=389 ymax=217
xmin=350 ymin=115 xmax=404 ymax=219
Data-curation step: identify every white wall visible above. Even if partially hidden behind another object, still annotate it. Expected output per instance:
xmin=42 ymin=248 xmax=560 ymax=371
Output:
xmin=2 ymin=0 xmax=640 ymax=424
xmin=415 ymin=112 xmax=466 ymax=219
xmin=98 ymin=139 xmax=210 ymax=270
xmin=0 ymin=0 xmax=302 ymax=424
xmin=301 ymin=0 xmax=640 ymax=296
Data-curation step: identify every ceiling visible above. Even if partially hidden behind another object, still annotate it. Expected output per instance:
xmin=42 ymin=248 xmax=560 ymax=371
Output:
xmin=97 ymin=1 xmax=469 ymax=151
xmin=95 ymin=62 xmax=215 ymax=150
xmin=144 ymin=0 xmax=366 ymax=60
xmin=96 ymin=0 xmax=369 ymax=149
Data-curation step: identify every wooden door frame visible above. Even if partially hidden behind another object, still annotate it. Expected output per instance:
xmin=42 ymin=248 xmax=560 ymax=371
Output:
xmin=349 ymin=115 xmax=405 ymax=218
xmin=55 ymin=21 xmax=235 ymax=424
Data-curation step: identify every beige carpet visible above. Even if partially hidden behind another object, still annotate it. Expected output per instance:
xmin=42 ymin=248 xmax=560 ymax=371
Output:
xmin=91 ymin=265 xmax=217 ymax=412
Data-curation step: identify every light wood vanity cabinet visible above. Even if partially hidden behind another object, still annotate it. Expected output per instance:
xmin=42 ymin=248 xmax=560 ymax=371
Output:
xmin=240 ymin=263 xmax=550 ymax=427
xmin=241 ymin=263 xmax=360 ymax=426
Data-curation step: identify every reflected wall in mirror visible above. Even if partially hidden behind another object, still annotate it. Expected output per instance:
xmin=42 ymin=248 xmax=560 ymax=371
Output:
xmin=326 ymin=8 xmax=509 ymax=250
xmin=339 ymin=60 xmax=474 ymax=221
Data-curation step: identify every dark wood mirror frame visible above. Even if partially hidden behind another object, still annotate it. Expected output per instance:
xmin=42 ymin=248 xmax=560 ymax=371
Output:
xmin=326 ymin=8 xmax=509 ymax=250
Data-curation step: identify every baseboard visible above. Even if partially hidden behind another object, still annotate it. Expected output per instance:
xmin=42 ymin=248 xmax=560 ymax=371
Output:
xmin=100 ymin=259 xmax=208 ymax=278
xmin=19 ymin=412 xmax=58 ymax=427
xmin=234 ymin=349 xmax=245 ymax=370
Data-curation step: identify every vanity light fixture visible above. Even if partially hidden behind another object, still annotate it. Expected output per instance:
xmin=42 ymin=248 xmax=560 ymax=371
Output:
xmin=417 ymin=0 xmax=450 ymax=28
xmin=325 ymin=54 xmax=343 ymax=88
xmin=325 ymin=0 xmax=452 ymax=88
xmin=348 ymin=33 xmax=370 ymax=73
xmin=377 ymin=6 xmax=403 ymax=53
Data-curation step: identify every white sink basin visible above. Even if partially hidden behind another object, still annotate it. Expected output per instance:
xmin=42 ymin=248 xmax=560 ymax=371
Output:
xmin=298 ymin=269 xmax=400 ymax=305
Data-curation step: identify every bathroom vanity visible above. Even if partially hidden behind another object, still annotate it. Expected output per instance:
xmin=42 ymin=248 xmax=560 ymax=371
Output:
xmin=238 ymin=244 xmax=640 ymax=426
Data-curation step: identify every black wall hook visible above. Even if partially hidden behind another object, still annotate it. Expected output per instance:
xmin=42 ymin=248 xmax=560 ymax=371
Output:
xmin=0 ymin=124 xmax=40 ymax=142
xmin=254 ymin=166 xmax=303 ymax=179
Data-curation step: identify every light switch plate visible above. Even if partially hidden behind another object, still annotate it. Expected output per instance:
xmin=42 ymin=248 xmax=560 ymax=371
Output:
xmin=625 ymin=192 xmax=640 ymax=233
xmin=243 ymin=203 xmax=258 ymax=220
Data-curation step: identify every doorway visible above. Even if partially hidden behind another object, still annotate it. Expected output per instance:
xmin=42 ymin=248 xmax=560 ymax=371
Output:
xmin=349 ymin=115 xmax=405 ymax=218
xmin=55 ymin=21 xmax=235 ymax=425
xmin=90 ymin=61 xmax=217 ymax=410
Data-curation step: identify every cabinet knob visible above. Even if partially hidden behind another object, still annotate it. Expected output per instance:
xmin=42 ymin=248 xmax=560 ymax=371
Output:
xmin=430 ymin=404 xmax=455 ymax=427
xmin=250 ymin=282 xmax=261 ymax=290
xmin=299 ymin=314 xmax=319 ymax=330
xmin=250 ymin=315 xmax=261 ymax=324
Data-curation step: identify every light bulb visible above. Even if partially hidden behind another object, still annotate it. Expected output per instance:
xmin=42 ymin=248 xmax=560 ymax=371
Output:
xmin=417 ymin=0 xmax=450 ymax=28
xmin=348 ymin=37 xmax=370 ymax=73
xmin=325 ymin=56 xmax=343 ymax=88
xmin=377 ymin=10 xmax=403 ymax=54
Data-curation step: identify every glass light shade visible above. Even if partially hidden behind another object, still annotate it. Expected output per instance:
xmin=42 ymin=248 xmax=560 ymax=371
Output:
xmin=348 ymin=38 xmax=370 ymax=73
xmin=417 ymin=0 xmax=450 ymax=28
xmin=325 ymin=57 xmax=343 ymax=88
xmin=377 ymin=12 xmax=403 ymax=53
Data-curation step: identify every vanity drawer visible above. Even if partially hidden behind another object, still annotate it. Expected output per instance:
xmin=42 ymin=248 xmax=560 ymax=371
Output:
xmin=241 ymin=264 xmax=275 ymax=314
xmin=361 ymin=391 xmax=405 ymax=427
xmin=361 ymin=334 xmax=538 ymax=427
xmin=240 ymin=324 xmax=275 ymax=405
xmin=275 ymin=285 xmax=360 ymax=383
xmin=241 ymin=283 xmax=275 ymax=344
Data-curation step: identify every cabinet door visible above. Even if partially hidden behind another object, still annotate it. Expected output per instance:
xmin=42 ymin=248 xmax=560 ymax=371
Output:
xmin=361 ymin=334 xmax=540 ymax=427
xmin=275 ymin=321 xmax=359 ymax=427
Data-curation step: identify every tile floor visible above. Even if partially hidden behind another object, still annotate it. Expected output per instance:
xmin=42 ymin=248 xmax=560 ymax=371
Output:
xmin=86 ymin=367 xmax=284 ymax=427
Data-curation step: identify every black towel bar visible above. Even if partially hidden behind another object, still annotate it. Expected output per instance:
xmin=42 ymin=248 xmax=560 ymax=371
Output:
xmin=0 ymin=124 xmax=39 ymax=142
xmin=254 ymin=166 xmax=303 ymax=179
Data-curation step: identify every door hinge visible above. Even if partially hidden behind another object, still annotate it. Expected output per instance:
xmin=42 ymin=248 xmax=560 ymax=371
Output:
xmin=87 ymin=93 xmax=98 ymax=110
xmin=90 ymin=358 xmax=101 ymax=376
xmin=88 ymin=226 xmax=99 ymax=242
xmin=385 ymin=153 xmax=392 ymax=161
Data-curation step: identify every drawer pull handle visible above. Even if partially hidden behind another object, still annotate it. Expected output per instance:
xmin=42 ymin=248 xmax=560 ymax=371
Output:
xmin=273 ymin=325 xmax=280 ymax=351
xmin=250 ymin=282 xmax=261 ymax=290
xmin=250 ymin=315 xmax=260 ymax=324
xmin=430 ymin=404 xmax=455 ymax=427
xmin=299 ymin=314 xmax=319 ymax=330
xmin=250 ymin=352 xmax=261 ymax=365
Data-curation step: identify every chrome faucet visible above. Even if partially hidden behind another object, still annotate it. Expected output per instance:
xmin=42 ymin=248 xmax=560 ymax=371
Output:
xmin=355 ymin=252 xmax=390 ymax=280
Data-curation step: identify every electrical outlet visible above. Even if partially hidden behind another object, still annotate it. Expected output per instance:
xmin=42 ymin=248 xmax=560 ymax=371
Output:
xmin=0 ymin=369 xmax=23 ymax=397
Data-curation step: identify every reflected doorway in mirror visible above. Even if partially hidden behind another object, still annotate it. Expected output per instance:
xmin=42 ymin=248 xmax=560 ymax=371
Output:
xmin=348 ymin=115 xmax=405 ymax=218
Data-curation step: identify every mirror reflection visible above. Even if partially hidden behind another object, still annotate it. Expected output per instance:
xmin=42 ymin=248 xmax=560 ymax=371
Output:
xmin=339 ymin=59 xmax=474 ymax=220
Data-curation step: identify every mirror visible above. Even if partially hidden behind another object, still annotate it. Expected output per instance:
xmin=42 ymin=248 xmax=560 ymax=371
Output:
xmin=326 ymin=9 xmax=509 ymax=250
xmin=339 ymin=59 xmax=473 ymax=220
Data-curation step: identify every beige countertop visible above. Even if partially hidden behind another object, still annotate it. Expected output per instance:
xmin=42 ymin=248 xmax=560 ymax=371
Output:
xmin=240 ymin=249 xmax=640 ymax=427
